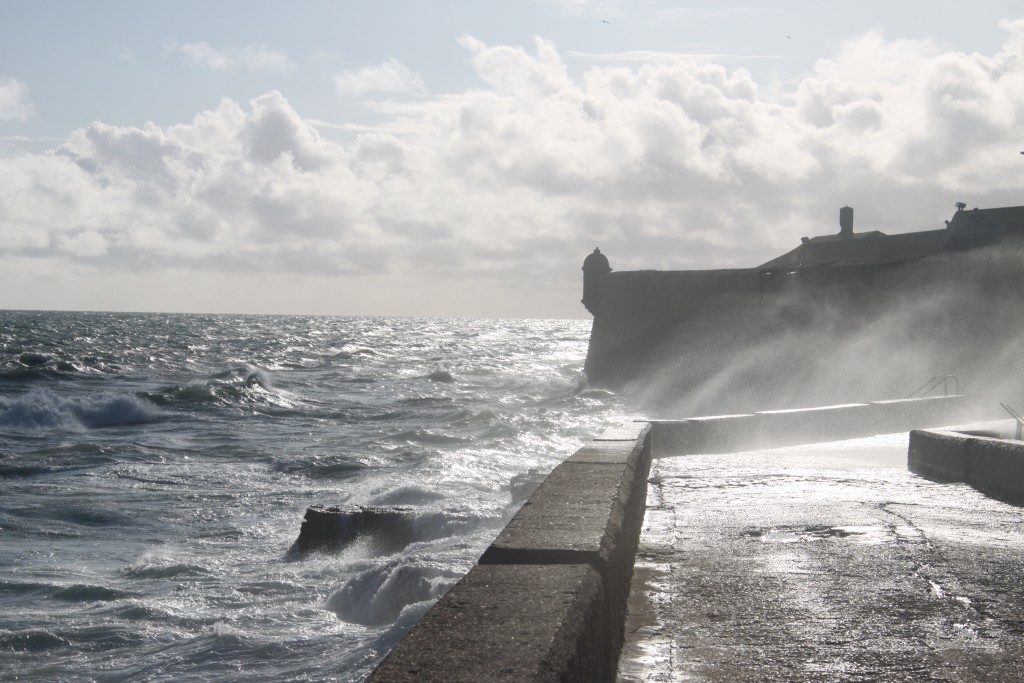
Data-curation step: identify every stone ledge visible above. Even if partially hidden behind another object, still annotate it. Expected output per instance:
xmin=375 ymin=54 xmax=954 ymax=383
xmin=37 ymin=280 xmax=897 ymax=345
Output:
xmin=909 ymin=428 xmax=1024 ymax=505
xmin=479 ymin=461 xmax=635 ymax=570
xmin=566 ymin=434 xmax=647 ymax=467
xmin=366 ymin=563 xmax=609 ymax=683
xmin=368 ymin=424 xmax=653 ymax=682
xmin=908 ymin=429 xmax=973 ymax=483
xmin=654 ymin=396 xmax=1000 ymax=456
xmin=594 ymin=420 xmax=651 ymax=442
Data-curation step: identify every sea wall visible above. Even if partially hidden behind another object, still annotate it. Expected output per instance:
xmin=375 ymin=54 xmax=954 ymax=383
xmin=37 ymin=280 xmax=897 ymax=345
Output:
xmin=653 ymin=395 xmax=997 ymax=456
xmin=584 ymin=245 xmax=1024 ymax=413
xmin=909 ymin=429 xmax=1024 ymax=505
xmin=602 ymin=268 xmax=760 ymax=312
xmin=367 ymin=420 xmax=652 ymax=683
xmin=583 ymin=269 xmax=760 ymax=389
xmin=367 ymin=396 xmax=999 ymax=680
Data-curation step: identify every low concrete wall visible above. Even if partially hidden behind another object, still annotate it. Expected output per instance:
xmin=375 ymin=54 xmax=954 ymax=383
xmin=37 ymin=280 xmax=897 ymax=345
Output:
xmin=909 ymin=429 xmax=1024 ymax=505
xmin=369 ymin=397 xmax=1007 ymax=681
xmin=654 ymin=395 xmax=997 ymax=456
xmin=368 ymin=421 xmax=652 ymax=682
xmin=907 ymin=430 xmax=973 ymax=483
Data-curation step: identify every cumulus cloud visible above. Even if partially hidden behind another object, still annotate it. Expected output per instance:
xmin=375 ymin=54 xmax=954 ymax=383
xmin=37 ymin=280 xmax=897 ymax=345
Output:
xmin=3 ymin=23 xmax=1024 ymax=316
xmin=168 ymin=41 xmax=293 ymax=74
xmin=333 ymin=59 xmax=426 ymax=97
xmin=0 ymin=77 xmax=33 ymax=121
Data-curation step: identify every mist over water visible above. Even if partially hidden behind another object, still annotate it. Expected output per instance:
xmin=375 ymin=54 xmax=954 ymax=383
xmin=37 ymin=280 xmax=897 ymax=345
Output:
xmin=630 ymin=243 xmax=1024 ymax=418
xmin=0 ymin=311 xmax=625 ymax=681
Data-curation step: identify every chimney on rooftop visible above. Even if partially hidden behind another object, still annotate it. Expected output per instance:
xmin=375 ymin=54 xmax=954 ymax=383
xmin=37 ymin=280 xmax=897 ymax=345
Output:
xmin=839 ymin=205 xmax=854 ymax=239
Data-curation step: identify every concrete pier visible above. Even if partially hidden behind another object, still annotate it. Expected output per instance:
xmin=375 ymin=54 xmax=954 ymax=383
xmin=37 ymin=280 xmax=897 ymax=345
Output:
xmin=618 ymin=430 xmax=1024 ymax=681
xmin=367 ymin=396 xmax=1022 ymax=681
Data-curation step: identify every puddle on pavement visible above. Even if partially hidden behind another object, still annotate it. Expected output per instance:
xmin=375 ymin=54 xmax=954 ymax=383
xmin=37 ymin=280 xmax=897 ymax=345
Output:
xmin=744 ymin=524 xmax=896 ymax=545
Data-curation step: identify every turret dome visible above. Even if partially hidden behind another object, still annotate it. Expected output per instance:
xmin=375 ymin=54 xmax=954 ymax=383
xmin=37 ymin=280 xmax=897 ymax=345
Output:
xmin=582 ymin=248 xmax=611 ymax=271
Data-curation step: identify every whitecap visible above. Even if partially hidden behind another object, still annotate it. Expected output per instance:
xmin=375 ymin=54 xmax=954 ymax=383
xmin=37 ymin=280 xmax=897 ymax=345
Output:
xmin=0 ymin=388 xmax=166 ymax=430
xmin=326 ymin=559 xmax=460 ymax=626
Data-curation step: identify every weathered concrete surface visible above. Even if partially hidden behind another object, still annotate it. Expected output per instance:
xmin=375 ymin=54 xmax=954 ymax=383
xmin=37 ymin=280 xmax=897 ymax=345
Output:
xmin=594 ymin=420 xmax=652 ymax=443
xmin=370 ymin=423 xmax=652 ymax=682
xmin=971 ymin=436 xmax=1024 ymax=505
xmin=910 ymin=429 xmax=1024 ymax=505
xmin=368 ymin=564 xmax=608 ymax=682
xmin=619 ymin=433 xmax=1024 ymax=682
xmin=480 ymin=461 xmax=635 ymax=567
xmin=907 ymin=429 xmax=974 ymax=483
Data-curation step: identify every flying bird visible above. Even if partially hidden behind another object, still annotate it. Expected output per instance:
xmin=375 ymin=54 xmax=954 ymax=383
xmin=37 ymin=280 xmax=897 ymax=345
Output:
xmin=602 ymin=19 xmax=610 ymax=24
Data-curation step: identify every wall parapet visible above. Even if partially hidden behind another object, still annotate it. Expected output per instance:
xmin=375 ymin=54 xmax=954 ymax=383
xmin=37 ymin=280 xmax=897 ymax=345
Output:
xmin=367 ymin=421 xmax=652 ymax=682
xmin=652 ymin=395 xmax=997 ymax=456
xmin=909 ymin=429 xmax=1024 ymax=505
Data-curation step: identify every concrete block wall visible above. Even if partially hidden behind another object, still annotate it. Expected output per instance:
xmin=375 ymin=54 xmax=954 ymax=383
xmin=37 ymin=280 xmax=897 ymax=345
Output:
xmin=653 ymin=395 xmax=997 ymax=456
xmin=907 ymin=429 xmax=973 ymax=483
xmin=909 ymin=429 xmax=1024 ymax=505
xmin=367 ymin=421 xmax=652 ymax=682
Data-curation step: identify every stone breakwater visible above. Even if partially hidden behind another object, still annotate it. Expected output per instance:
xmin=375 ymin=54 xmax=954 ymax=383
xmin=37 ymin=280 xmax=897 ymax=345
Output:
xmin=367 ymin=420 xmax=652 ymax=683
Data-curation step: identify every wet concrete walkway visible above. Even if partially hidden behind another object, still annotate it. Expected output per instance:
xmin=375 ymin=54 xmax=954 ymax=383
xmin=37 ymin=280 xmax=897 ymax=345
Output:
xmin=618 ymin=433 xmax=1024 ymax=682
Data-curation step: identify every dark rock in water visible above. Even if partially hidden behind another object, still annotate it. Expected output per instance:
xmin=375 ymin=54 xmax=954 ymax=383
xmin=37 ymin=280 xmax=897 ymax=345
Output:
xmin=508 ymin=468 xmax=546 ymax=505
xmin=290 ymin=505 xmax=415 ymax=555
xmin=427 ymin=368 xmax=455 ymax=383
xmin=18 ymin=352 xmax=50 ymax=367
xmin=290 ymin=504 xmax=498 ymax=557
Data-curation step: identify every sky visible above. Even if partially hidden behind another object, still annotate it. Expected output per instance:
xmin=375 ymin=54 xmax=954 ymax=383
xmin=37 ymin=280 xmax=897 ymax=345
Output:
xmin=1 ymin=0 xmax=1022 ymax=319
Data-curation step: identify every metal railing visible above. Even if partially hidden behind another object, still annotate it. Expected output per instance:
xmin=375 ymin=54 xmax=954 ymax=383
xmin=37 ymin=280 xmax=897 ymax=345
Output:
xmin=1000 ymin=402 xmax=1024 ymax=440
xmin=907 ymin=375 xmax=959 ymax=398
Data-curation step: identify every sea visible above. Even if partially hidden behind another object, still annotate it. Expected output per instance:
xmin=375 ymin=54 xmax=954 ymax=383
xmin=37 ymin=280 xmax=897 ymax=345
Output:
xmin=0 ymin=311 xmax=628 ymax=682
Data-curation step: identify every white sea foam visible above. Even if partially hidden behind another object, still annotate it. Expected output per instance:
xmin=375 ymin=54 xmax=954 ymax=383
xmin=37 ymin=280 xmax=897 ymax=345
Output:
xmin=0 ymin=388 xmax=165 ymax=430
xmin=0 ymin=311 xmax=625 ymax=681
xmin=326 ymin=558 xmax=463 ymax=626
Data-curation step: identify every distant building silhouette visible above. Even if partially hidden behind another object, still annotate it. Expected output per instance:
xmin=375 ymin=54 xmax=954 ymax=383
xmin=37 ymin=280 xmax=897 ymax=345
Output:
xmin=581 ymin=202 xmax=1024 ymax=408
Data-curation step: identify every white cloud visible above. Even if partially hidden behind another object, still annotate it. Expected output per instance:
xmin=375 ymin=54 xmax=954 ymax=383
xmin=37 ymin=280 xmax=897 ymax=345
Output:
xmin=333 ymin=59 xmax=426 ymax=97
xmin=0 ymin=77 xmax=33 ymax=121
xmin=3 ymin=23 xmax=1024 ymax=316
xmin=169 ymin=42 xmax=294 ymax=74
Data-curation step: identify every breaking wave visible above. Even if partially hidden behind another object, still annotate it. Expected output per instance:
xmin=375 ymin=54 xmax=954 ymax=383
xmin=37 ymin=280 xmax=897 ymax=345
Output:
xmin=0 ymin=389 xmax=165 ymax=430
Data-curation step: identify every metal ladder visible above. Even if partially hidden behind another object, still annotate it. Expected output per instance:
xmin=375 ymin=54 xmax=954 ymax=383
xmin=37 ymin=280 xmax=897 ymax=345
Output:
xmin=1000 ymin=402 xmax=1024 ymax=440
xmin=907 ymin=375 xmax=959 ymax=398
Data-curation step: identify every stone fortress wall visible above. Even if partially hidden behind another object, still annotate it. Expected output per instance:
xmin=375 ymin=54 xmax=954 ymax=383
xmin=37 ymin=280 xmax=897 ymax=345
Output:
xmin=581 ymin=204 xmax=1024 ymax=411
xmin=363 ymin=201 xmax=1024 ymax=680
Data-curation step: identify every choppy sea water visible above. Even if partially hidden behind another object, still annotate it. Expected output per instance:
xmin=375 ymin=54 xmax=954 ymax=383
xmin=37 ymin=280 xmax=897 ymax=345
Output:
xmin=0 ymin=311 xmax=627 ymax=682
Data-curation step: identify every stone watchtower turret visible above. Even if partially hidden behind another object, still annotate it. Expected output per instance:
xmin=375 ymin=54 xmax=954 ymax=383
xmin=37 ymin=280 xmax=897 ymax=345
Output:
xmin=581 ymin=248 xmax=612 ymax=316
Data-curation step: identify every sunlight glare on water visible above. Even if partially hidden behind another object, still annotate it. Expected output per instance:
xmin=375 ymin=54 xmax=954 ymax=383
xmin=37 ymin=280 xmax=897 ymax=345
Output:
xmin=0 ymin=311 xmax=626 ymax=681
